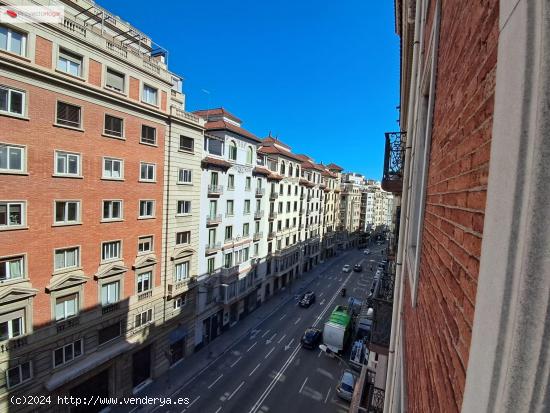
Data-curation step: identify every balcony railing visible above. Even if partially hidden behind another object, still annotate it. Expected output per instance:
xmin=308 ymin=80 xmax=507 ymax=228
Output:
xmin=254 ymin=210 xmax=264 ymax=219
xmin=206 ymin=214 xmax=222 ymax=225
xmin=256 ymin=188 xmax=265 ymax=197
xmin=381 ymin=131 xmax=406 ymax=193
xmin=268 ymin=212 xmax=277 ymax=220
xmin=0 ymin=336 xmax=28 ymax=354
xmin=269 ymin=192 xmax=279 ymax=200
xmin=253 ymin=232 xmax=263 ymax=241
xmin=300 ymin=193 xmax=305 ymax=200
xmin=220 ymin=265 xmax=239 ymax=283
xmin=267 ymin=231 xmax=276 ymax=239
xmin=208 ymin=185 xmax=224 ymax=196
xmin=205 ymin=242 xmax=221 ymax=255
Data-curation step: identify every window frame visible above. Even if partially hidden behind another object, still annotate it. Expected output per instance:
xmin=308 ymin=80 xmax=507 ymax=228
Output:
xmin=0 ymin=201 xmax=25 ymax=229
xmin=5 ymin=361 xmax=32 ymax=390
xmin=101 ymin=240 xmax=122 ymax=262
xmin=100 ymin=280 xmax=120 ymax=306
xmin=54 ymin=293 xmax=79 ymax=321
xmin=139 ymin=162 xmax=156 ymax=182
xmin=176 ymin=200 xmax=192 ymax=216
xmin=102 ymin=200 xmax=123 ymax=222
xmin=53 ymin=246 xmax=80 ymax=272
xmin=134 ymin=308 xmax=153 ymax=328
xmin=54 ymin=150 xmax=81 ymax=178
xmin=177 ymin=168 xmax=192 ymax=184
xmin=102 ymin=157 xmax=124 ymax=181
xmin=0 ymin=143 xmax=26 ymax=173
xmin=179 ymin=135 xmax=194 ymax=152
xmin=141 ymin=125 xmax=157 ymax=145
xmin=103 ymin=114 xmax=124 ymax=138
xmin=142 ymin=84 xmax=158 ymax=106
xmin=139 ymin=200 xmax=155 ymax=219
xmin=56 ymin=47 xmax=83 ymax=78
xmin=55 ymin=101 xmax=82 ymax=130
xmin=174 ymin=261 xmax=189 ymax=282
xmin=53 ymin=339 xmax=83 ymax=368
xmin=228 ymin=141 xmax=237 ymax=161
xmin=0 ymin=254 xmax=25 ymax=283
xmin=104 ymin=67 xmax=126 ymax=94
xmin=138 ymin=235 xmax=153 ymax=254
xmin=53 ymin=200 xmax=80 ymax=226
xmin=0 ymin=85 xmax=25 ymax=117
xmin=175 ymin=231 xmax=191 ymax=246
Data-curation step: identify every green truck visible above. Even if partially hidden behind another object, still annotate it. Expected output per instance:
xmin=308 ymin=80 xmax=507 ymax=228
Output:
xmin=323 ymin=305 xmax=352 ymax=353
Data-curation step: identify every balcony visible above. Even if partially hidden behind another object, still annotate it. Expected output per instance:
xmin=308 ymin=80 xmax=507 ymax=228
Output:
xmin=205 ymin=242 xmax=221 ymax=255
xmin=256 ymin=188 xmax=265 ymax=197
xmin=268 ymin=212 xmax=278 ymax=220
xmin=254 ymin=210 xmax=264 ymax=220
xmin=168 ymin=276 xmax=197 ymax=298
xmin=206 ymin=214 xmax=222 ymax=226
xmin=0 ymin=336 xmax=28 ymax=354
xmin=220 ymin=265 xmax=239 ymax=283
xmin=208 ymin=185 xmax=224 ymax=196
xmin=253 ymin=232 xmax=263 ymax=241
xmin=267 ymin=231 xmax=276 ymax=240
xmin=381 ymin=131 xmax=406 ymax=193
xmin=56 ymin=316 xmax=80 ymax=333
xmin=300 ymin=208 xmax=305 ymax=215
xmin=269 ymin=192 xmax=279 ymax=200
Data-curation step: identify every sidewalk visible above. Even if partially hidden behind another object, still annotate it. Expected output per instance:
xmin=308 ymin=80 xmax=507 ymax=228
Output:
xmin=114 ymin=250 xmax=353 ymax=412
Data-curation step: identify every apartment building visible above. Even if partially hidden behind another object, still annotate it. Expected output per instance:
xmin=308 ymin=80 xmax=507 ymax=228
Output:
xmin=319 ymin=165 xmax=340 ymax=259
xmin=360 ymin=1 xmax=550 ymax=413
xmin=193 ymin=108 xmax=262 ymax=348
xmin=0 ymin=0 xmax=202 ymax=407
xmin=339 ymin=172 xmax=364 ymax=243
xmin=361 ymin=183 xmax=394 ymax=231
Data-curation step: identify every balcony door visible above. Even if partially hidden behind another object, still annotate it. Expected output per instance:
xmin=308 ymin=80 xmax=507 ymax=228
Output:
xmin=209 ymin=200 xmax=217 ymax=217
xmin=211 ymin=172 xmax=218 ymax=186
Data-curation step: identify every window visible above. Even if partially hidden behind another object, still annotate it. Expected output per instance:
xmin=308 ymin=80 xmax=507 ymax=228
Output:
xmin=98 ymin=322 xmax=121 ymax=344
xmin=207 ymin=257 xmax=215 ymax=273
xmin=53 ymin=339 xmax=82 ymax=368
xmin=179 ymin=136 xmax=194 ymax=152
xmin=54 ymin=201 xmax=79 ymax=224
xmin=102 ymin=241 xmax=121 ymax=261
xmin=173 ymin=295 xmax=186 ymax=309
xmin=140 ymin=162 xmax=156 ymax=182
xmin=178 ymin=168 xmax=192 ymax=184
xmin=55 ymin=151 xmax=80 ymax=176
xmin=177 ymin=200 xmax=191 ymax=215
xmin=138 ymin=236 xmax=153 ymax=253
xmin=0 ymin=310 xmax=24 ymax=340
xmin=56 ymin=102 xmax=81 ymax=128
xmin=0 ymin=143 xmax=24 ymax=173
xmin=210 ymin=172 xmax=219 ymax=186
xmin=243 ymin=223 xmax=250 ymax=237
xmin=0 ymin=25 xmax=26 ymax=56
xmin=139 ymin=200 xmax=155 ymax=218
xmin=142 ymin=84 xmax=158 ymax=105
xmin=6 ymin=362 xmax=31 ymax=389
xmin=228 ymin=141 xmax=237 ymax=161
xmin=176 ymin=231 xmax=191 ymax=245
xmin=246 ymin=146 xmax=253 ymax=164
xmin=226 ymin=200 xmax=234 ymax=216
xmin=57 ymin=49 xmax=82 ymax=77
xmin=243 ymin=247 xmax=250 ymax=261
xmin=103 ymin=200 xmax=122 ymax=221
xmin=103 ymin=157 xmax=123 ymax=180
xmin=205 ymin=137 xmax=223 ymax=156
xmin=0 ymin=86 xmax=24 ymax=116
xmin=287 ymin=202 xmax=291 ymax=212
xmin=105 ymin=68 xmax=125 ymax=92
xmin=137 ymin=271 xmax=152 ymax=293
xmin=245 ymin=177 xmax=251 ymax=191
xmin=224 ymin=253 xmax=233 ymax=268
xmin=104 ymin=115 xmax=124 ymax=137
xmin=280 ymin=162 xmax=285 ymax=175
xmin=135 ymin=309 xmax=153 ymax=328
xmin=228 ymin=174 xmax=235 ymax=190
xmin=0 ymin=201 xmax=24 ymax=228
xmin=55 ymin=294 xmax=78 ymax=321
xmin=254 ymin=243 xmax=259 ymax=256
xmin=244 ymin=200 xmax=251 ymax=214
xmin=101 ymin=281 xmax=119 ymax=305
xmin=141 ymin=125 xmax=157 ymax=145
xmin=0 ymin=256 xmax=23 ymax=281
xmin=54 ymin=247 xmax=79 ymax=271
xmin=225 ymin=226 xmax=233 ymax=241
xmin=175 ymin=261 xmax=189 ymax=282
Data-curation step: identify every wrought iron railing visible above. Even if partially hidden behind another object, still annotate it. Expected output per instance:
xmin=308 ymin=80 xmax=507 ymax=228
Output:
xmin=382 ymin=131 xmax=406 ymax=193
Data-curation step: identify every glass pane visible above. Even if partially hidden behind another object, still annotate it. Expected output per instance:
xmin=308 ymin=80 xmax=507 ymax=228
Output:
xmin=67 ymin=202 xmax=77 ymax=221
xmin=66 ymin=298 xmax=76 ymax=317
xmin=64 ymin=344 xmax=73 ymax=362
xmin=9 ymin=91 xmax=23 ymax=114
xmin=0 ymin=322 xmax=8 ymax=340
xmin=66 ymin=249 xmax=76 ymax=267
xmin=55 ymin=301 xmax=65 ymax=320
xmin=11 ymin=317 xmax=21 ymax=337
xmin=103 ymin=202 xmax=110 ymax=219
xmin=101 ymin=285 xmax=108 ymax=304
xmin=74 ymin=340 xmax=82 ymax=357
xmin=20 ymin=363 xmax=30 ymax=381
xmin=0 ymin=145 xmax=6 ymax=169
xmin=0 ymin=27 xmax=7 ymax=51
xmin=57 ymin=155 xmax=66 ymax=173
xmin=112 ymin=202 xmax=120 ymax=218
xmin=112 ymin=161 xmax=120 ymax=177
xmin=55 ymin=251 xmax=65 ymax=269
xmin=69 ymin=61 xmax=80 ymax=76
xmin=9 ymin=30 xmax=23 ymax=55
xmin=68 ymin=155 xmax=78 ymax=174
xmin=7 ymin=367 xmax=20 ymax=387
xmin=7 ymin=147 xmax=21 ymax=171
xmin=0 ymin=204 xmax=6 ymax=225
xmin=54 ymin=348 xmax=63 ymax=366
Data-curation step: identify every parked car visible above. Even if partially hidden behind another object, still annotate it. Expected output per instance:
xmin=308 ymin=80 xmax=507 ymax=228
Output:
xmin=353 ymin=264 xmax=362 ymax=272
xmin=301 ymin=327 xmax=322 ymax=349
xmin=299 ymin=291 xmax=316 ymax=308
xmin=336 ymin=369 xmax=357 ymax=401
xmin=342 ymin=264 xmax=351 ymax=273
xmin=349 ymin=339 xmax=369 ymax=371
xmin=363 ymin=249 xmax=370 ymax=255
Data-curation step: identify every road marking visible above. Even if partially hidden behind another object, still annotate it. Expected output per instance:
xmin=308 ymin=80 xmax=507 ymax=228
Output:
xmin=214 ymin=407 xmax=222 ymax=413
xmin=261 ymin=329 xmax=271 ymax=338
xmin=299 ymin=377 xmax=309 ymax=394
xmin=264 ymin=347 xmax=275 ymax=359
xmin=208 ymin=374 xmax=224 ymax=389
xmin=319 ymin=299 xmax=326 ymax=306
xmin=247 ymin=342 xmax=257 ymax=352
xmin=319 ymin=292 xmax=324 ymax=297
xmin=228 ymin=381 xmax=245 ymax=401
xmin=230 ymin=356 xmax=242 ymax=368
xmin=294 ymin=317 xmax=301 ymax=325
xmin=324 ymin=388 xmax=331 ymax=403
xmin=277 ymin=334 xmax=287 ymax=344
xmin=279 ymin=313 xmax=286 ymax=321
xmin=284 ymin=338 xmax=295 ymax=351
xmin=266 ymin=333 xmax=277 ymax=344
xmin=249 ymin=363 xmax=261 ymax=376
xmin=317 ymin=350 xmax=322 ymax=358
xmin=181 ymin=395 xmax=201 ymax=412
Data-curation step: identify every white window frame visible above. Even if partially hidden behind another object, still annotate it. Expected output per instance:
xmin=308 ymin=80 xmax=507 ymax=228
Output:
xmin=135 ymin=308 xmax=153 ymax=328
xmin=142 ymin=84 xmax=158 ymax=106
xmin=173 ymin=295 xmax=186 ymax=309
xmin=57 ymin=48 xmax=83 ymax=77
xmin=0 ymin=201 xmax=25 ymax=229
xmin=101 ymin=280 xmax=120 ymax=306
xmin=174 ymin=261 xmax=189 ymax=282
xmin=139 ymin=162 xmax=156 ymax=182
xmin=177 ymin=168 xmax=192 ymax=184
xmin=105 ymin=67 xmax=126 ymax=93
xmin=102 ymin=200 xmax=123 ymax=221
xmin=101 ymin=240 xmax=122 ymax=262
xmin=0 ymin=86 xmax=25 ymax=116
xmin=103 ymin=114 xmax=124 ymax=138
xmin=54 ymin=200 xmax=80 ymax=225
xmin=138 ymin=235 xmax=153 ymax=254
xmin=137 ymin=271 xmax=152 ymax=294
xmin=176 ymin=200 xmax=191 ymax=216
xmin=54 ymin=150 xmax=81 ymax=177
xmin=54 ymin=246 xmax=80 ymax=271
xmin=0 ymin=143 xmax=25 ymax=173
xmin=139 ymin=200 xmax=155 ymax=219
xmin=141 ymin=125 xmax=157 ymax=145
xmin=54 ymin=293 xmax=79 ymax=321
xmin=176 ymin=231 xmax=190 ymax=245
xmin=0 ymin=25 xmax=27 ymax=56
xmin=179 ymin=135 xmax=194 ymax=152
xmin=5 ymin=361 xmax=32 ymax=389
xmin=102 ymin=157 xmax=124 ymax=180
xmin=53 ymin=339 xmax=83 ymax=368
xmin=0 ymin=255 xmax=24 ymax=282
xmin=55 ymin=101 xmax=82 ymax=129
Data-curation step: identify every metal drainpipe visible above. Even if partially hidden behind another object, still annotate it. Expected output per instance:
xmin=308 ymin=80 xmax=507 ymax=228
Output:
xmin=163 ymin=114 xmax=173 ymax=324
xmin=383 ymin=0 xmax=421 ymax=410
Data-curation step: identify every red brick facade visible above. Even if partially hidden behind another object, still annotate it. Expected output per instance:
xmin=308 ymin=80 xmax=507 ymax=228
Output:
xmin=0 ymin=76 xmax=164 ymax=327
xmin=402 ymin=1 xmax=499 ymax=412
xmin=129 ymin=76 xmax=140 ymax=101
xmin=88 ymin=58 xmax=102 ymax=87
xmin=34 ymin=36 xmax=52 ymax=69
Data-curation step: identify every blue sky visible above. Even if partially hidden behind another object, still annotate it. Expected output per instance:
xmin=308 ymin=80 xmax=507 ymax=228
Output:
xmin=98 ymin=0 xmax=400 ymax=179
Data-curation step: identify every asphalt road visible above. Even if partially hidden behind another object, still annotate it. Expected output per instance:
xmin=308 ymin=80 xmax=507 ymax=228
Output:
xmin=157 ymin=245 xmax=386 ymax=413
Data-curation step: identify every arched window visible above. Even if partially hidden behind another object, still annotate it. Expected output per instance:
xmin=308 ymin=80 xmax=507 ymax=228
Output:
xmin=228 ymin=141 xmax=237 ymax=161
xmin=296 ymin=166 xmax=300 ymax=177
xmin=280 ymin=161 xmax=286 ymax=175
xmin=289 ymin=163 xmax=293 ymax=176
xmin=246 ymin=146 xmax=253 ymax=164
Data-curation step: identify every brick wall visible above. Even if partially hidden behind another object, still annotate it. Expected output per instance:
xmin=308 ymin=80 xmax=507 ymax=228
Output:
xmin=34 ymin=36 xmax=52 ymax=69
xmin=88 ymin=59 xmax=102 ymax=87
xmin=0 ymin=77 xmax=165 ymax=327
xmin=403 ymin=1 xmax=499 ymax=412
xmin=129 ymin=76 xmax=140 ymax=100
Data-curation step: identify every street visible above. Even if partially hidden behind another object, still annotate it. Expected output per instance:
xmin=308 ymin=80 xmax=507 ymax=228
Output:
xmin=153 ymin=244 xmax=386 ymax=413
